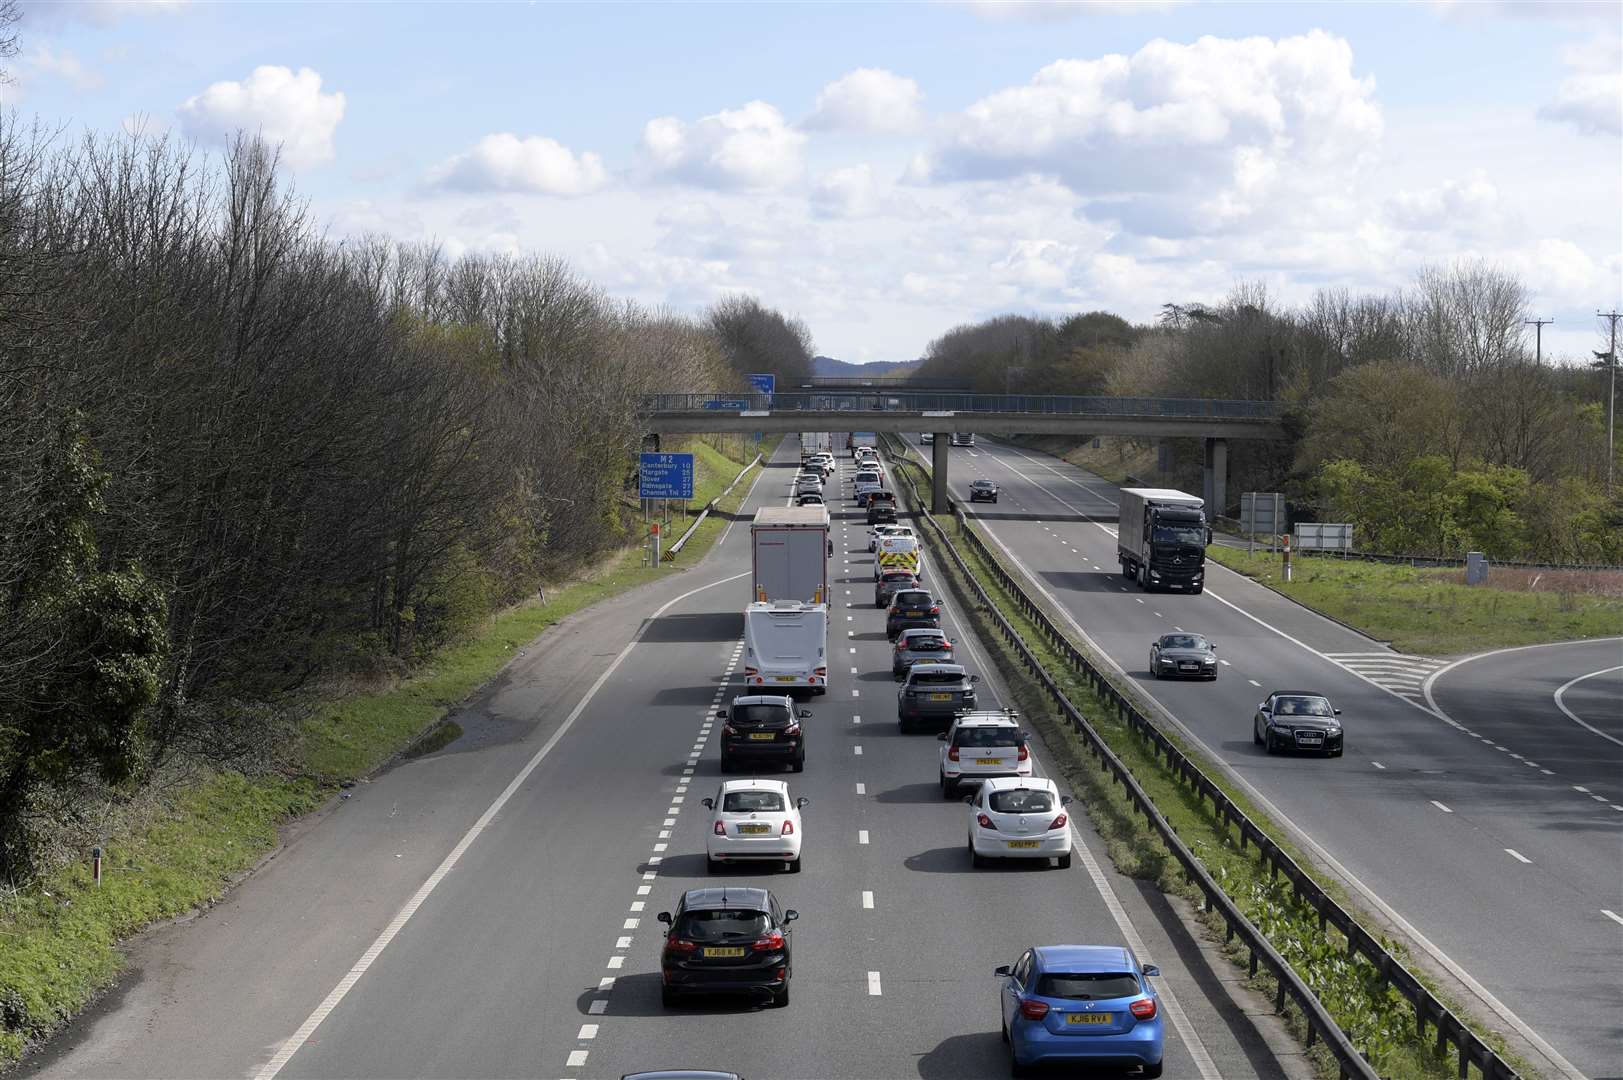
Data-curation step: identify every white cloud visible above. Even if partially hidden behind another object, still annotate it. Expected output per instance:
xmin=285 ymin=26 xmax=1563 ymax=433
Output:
xmin=812 ymin=164 xmax=883 ymax=218
xmin=639 ymin=101 xmax=805 ymax=190
xmin=177 ymin=66 xmax=345 ymax=169
xmin=1387 ymin=170 xmax=1499 ymax=229
xmin=20 ymin=45 xmax=103 ymax=92
xmin=806 ymin=68 xmax=924 ymax=134
xmin=1540 ymin=37 xmax=1621 ymax=136
xmin=427 ymin=133 xmax=608 ymax=196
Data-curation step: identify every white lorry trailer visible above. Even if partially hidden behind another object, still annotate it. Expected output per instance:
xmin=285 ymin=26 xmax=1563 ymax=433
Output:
xmin=743 ymin=600 xmax=829 ymax=695
xmin=751 ymin=506 xmax=831 ymax=604
xmin=1116 ymin=488 xmax=1211 ymax=593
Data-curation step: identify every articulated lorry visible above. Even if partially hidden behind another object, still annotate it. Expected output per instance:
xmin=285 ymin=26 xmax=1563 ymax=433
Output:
xmin=751 ymin=506 xmax=831 ymax=604
xmin=799 ymin=432 xmax=831 ymax=463
xmin=1116 ymin=488 xmax=1211 ymax=593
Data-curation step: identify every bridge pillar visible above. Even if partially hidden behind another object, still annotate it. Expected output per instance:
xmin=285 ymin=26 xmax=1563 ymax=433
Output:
xmin=1203 ymin=437 xmax=1228 ymax=519
xmin=932 ymin=434 xmax=950 ymax=513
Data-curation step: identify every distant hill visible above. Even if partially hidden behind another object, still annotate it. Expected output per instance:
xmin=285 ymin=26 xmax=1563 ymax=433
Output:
xmin=812 ymin=356 xmax=919 ymax=378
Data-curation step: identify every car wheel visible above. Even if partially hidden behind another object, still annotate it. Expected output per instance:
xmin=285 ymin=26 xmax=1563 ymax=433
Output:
xmin=771 ymin=983 xmax=790 ymax=1008
xmin=720 ymin=754 xmax=733 ymax=773
xmin=706 ymin=855 xmax=720 ymax=874
xmin=1141 ymin=1062 xmax=1164 ymax=1078
xmin=1150 ymin=657 xmax=1160 ymax=679
xmin=1056 ymin=851 xmax=1073 ymax=870
xmin=812 ymin=686 xmax=825 ymax=697
xmin=992 ymin=496 xmax=997 ymax=503
xmin=1252 ymin=721 xmax=1263 ymax=746
xmin=790 ymin=854 xmax=802 ymax=874
xmin=661 ymin=986 xmax=678 ymax=1008
xmin=1001 ymin=1019 xmax=1009 ymax=1044
xmin=1331 ymin=747 xmax=1344 ymax=758
xmin=940 ymin=773 xmax=955 ymax=799
xmin=970 ymin=838 xmax=988 ymax=868
xmin=1192 ymin=584 xmax=1204 ymax=595
xmin=792 ymin=755 xmax=805 ymax=773
xmin=1264 ymin=731 xmax=1277 ymax=755
xmin=898 ymin=717 xmax=909 ymax=734
xmin=1010 ymin=1045 xmax=1035 ymax=1078
xmin=1137 ymin=564 xmax=1149 ymax=590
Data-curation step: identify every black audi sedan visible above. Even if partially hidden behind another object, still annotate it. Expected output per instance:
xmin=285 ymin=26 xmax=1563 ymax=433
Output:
xmin=1149 ymin=633 xmax=1218 ymax=680
xmin=657 ymin=887 xmax=798 ymax=1008
xmin=1253 ymin=691 xmax=1344 ymax=756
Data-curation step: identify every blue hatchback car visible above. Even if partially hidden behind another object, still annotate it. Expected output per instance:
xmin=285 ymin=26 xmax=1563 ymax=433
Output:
xmin=996 ymin=944 xmax=1164 ymax=1077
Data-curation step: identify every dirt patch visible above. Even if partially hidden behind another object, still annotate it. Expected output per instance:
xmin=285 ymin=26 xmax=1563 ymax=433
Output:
xmin=1427 ymin=566 xmax=1623 ymax=598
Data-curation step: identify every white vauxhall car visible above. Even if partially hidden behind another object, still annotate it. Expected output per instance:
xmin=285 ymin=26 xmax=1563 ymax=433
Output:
xmin=702 ymin=779 xmax=808 ymax=874
xmin=966 ymin=776 xmax=1073 ymax=869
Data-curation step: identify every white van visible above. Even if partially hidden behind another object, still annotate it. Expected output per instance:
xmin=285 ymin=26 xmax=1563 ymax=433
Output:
xmin=744 ymin=601 xmax=829 ymax=695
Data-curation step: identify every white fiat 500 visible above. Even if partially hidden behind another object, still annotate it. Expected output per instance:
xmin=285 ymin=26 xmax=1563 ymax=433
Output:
xmin=966 ymin=776 xmax=1073 ymax=869
xmin=702 ymin=779 xmax=808 ymax=874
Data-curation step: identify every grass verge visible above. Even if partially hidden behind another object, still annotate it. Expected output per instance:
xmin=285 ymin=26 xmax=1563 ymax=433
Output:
xmin=883 ymin=438 xmax=1532 ymax=1080
xmin=1207 ymin=546 xmax=1622 ymax=656
xmin=0 ymin=436 xmax=779 ymax=1068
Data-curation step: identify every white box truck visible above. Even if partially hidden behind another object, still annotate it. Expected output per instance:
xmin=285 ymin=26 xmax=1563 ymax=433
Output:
xmin=1117 ymin=488 xmax=1211 ymax=593
xmin=751 ymin=506 xmax=831 ymax=604
xmin=744 ymin=600 xmax=829 ymax=695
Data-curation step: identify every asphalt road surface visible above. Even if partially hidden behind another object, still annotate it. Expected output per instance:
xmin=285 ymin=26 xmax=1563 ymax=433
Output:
xmin=26 ymin=440 xmax=1286 ymax=1080
xmin=901 ymin=434 xmax=1622 ymax=1080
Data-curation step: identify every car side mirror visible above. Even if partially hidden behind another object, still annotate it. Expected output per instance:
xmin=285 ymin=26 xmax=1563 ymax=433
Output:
xmin=962 ymin=795 xmax=974 ymax=805
xmin=994 ymin=964 xmax=1013 ymax=977
xmin=796 ymin=797 xmax=809 ymax=809
xmin=656 ymin=912 xmax=672 ymax=925
xmin=1206 ymin=528 xmax=1214 ymax=545
xmin=1334 ymin=708 xmax=1342 ymax=715
xmin=1060 ymin=795 xmax=1073 ymax=806
xmin=1210 ymin=643 xmax=1217 ymax=650
xmin=701 ymin=797 xmax=714 ymax=810
xmin=799 ymin=709 xmax=813 ymax=718
xmin=1142 ymin=964 xmax=1160 ymax=978
xmin=716 ymin=710 xmax=728 ymax=719
xmin=936 ymin=732 xmax=948 ymax=741
xmin=1258 ymin=703 xmax=1269 ymax=713
xmin=783 ymin=909 xmax=799 ymax=923
xmin=969 ymin=674 xmax=980 ymax=683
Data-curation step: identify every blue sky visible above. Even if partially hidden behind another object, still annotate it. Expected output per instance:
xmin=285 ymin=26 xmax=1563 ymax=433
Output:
xmin=8 ymin=0 xmax=1620 ymax=363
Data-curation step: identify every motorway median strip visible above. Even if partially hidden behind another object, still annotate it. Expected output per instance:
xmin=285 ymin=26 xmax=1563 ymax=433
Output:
xmin=880 ymin=435 xmax=1532 ymax=1080
xmin=0 ymin=438 xmax=779 ymax=1070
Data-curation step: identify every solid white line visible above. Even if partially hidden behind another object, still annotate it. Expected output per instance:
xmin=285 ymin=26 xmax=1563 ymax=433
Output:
xmin=1604 ymin=909 xmax=1623 ymax=927
xmin=252 ymin=569 xmax=752 ymax=1080
xmin=867 ymin=971 xmax=882 ymax=995
xmin=1552 ymin=665 xmax=1623 ymax=748
xmin=1422 ymin=640 xmax=1623 ymax=746
xmin=858 ymin=829 xmax=869 ymax=844
xmin=862 ymin=890 xmax=875 ymax=909
xmin=1431 ymin=800 xmax=1453 ymax=813
xmin=1505 ymin=849 xmax=1532 ymax=864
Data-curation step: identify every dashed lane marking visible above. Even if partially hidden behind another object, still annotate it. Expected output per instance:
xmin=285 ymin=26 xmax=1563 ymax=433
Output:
xmin=867 ymin=971 xmax=883 ymax=995
xmin=1431 ymin=800 xmax=1453 ymax=813
xmin=1505 ymin=849 xmax=1532 ymax=864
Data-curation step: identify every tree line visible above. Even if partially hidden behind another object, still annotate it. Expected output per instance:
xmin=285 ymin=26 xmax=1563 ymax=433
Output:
xmin=909 ymin=263 xmax=1621 ymax=565
xmin=0 ymin=123 xmax=809 ymax=879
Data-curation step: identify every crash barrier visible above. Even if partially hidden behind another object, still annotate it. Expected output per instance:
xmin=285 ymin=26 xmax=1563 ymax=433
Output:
xmin=664 ymin=453 xmax=762 ymax=562
xmin=879 ymin=434 xmax=1519 ymax=1080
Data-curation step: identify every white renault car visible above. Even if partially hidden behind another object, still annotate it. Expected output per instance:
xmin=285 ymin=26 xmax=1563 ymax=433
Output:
xmin=965 ymin=776 xmax=1073 ymax=869
xmin=938 ymin=711 xmax=1032 ymax=798
xmin=702 ymin=779 xmax=809 ymax=874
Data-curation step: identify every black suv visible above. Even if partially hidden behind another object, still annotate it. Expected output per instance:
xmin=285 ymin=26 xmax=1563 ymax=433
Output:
xmin=968 ymin=479 xmax=999 ymax=503
xmin=897 ymin=663 xmax=979 ymax=732
xmin=886 ymin=589 xmax=940 ymax=639
xmin=865 ymin=492 xmax=897 ymax=524
xmin=718 ymin=695 xmax=810 ymax=773
xmin=658 ymin=887 xmax=798 ymax=1008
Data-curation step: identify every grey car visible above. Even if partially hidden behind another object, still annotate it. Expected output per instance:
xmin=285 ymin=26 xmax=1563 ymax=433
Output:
xmin=1149 ymin=633 xmax=1218 ymax=680
xmin=892 ymin=627 xmax=955 ymax=676
xmin=897 ymin=662 xmax=979 ymax=733
xmin=875 ymin=569 xmax=919 ymax=609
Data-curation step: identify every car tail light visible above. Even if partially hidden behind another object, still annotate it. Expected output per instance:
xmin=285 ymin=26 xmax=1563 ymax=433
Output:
xmin=745 ymin=666 xmax=758 ymax=677
xmin=815 ymin=667 xmax=827 ymax=678
xmin=713 ymin=821 xmax=726 ymax=836
xmin=976 ymin=813 xmax=994 ymax=830
xmin=1019 ymin=999 xmax=1050 ymax=1020
xmin=947 ymin=747 xmax=960 ymax=761
xmin=1017 ymin=744 xmax=1030 ymax=762
xmin=780 ymin=820 xmax=794 ymax=835
xmin=666 ymin=935 xmax=698 ymax=954
xmin=1130 ymin=998 xmax=1157 ymax=1020
xmin=1048 ymin=814 xmax=1067 ymax=830
xmin=751 ymin=930 xmax=785 ymax=951
xmin=929 ymin=606 xmax=940 ymax=615
xmin=723 ymin=723 xmax=738 ymax=736
xmin=784 ymin=722 xmax=800 ymax=736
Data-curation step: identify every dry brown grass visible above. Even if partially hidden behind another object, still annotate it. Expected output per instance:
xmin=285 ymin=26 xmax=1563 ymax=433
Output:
xmin=1428 ymin=567 xmax=1623 ymax=598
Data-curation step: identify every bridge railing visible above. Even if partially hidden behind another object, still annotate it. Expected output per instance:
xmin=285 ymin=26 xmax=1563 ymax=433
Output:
xmin=643 ymin=392 xmax=1285 ymax=420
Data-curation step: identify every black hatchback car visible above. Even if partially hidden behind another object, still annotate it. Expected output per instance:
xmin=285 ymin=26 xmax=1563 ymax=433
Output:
xmin=968 ymin=479 xmax=999 ymax=503
xmin=1253 ymin=691 xmax=1344 ymax=756
xmin=719 ymin=695 xmax=811 ymax=773
xmin=658 ymin=887 xmax=798 ymax=1008
xmin=886 ymin=589 xmax=941 ymax=639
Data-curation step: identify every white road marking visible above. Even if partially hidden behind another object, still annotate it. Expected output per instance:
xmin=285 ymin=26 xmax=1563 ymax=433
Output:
xmin=252 ymin=569 xmax=753 ymax=1080
xmin=1575 ymin=785 xmax=1591 ymax=793
xmin=606 ymin=956 xmax=624 ymax=969
xmin=1605 ymin=910 xmax=1623 ymax=927
xmin=867 ymin=971 xmax=883 ymax=995
xmin=653 ymin=842 xmax=667 ymax=852
xmin=1372 ymin=761 xmax=1386 ymax=770
xmin=856 ymin=782 xmax=866 ymax=795
xmin=567 ymin=1050 xmax=589 ymax=1068
xmin=663 ymin=817 xmax=675 ymax=826
xmin=1431 ymin=800 xmax=1453 ymax=813
xmin=851 ymin=666 xmax=858 ymax=673
xmin=637 ymin=885 xmax=651 ymax=895
xmin=1247 ymin=679 xmax=1261 ymax=687
xmin=1135 ymin=598 xmax=1144 ymax=604
xmin=615 ymin=936 xmax=632 ymax=948
xmin=850 ymin=647 xmax=856 ymax=653
xmin=624 ymin=918 xmax=639 ymax=929
xmin=598 ymin=977 xmax=615 ymax=990
xmin=587 ymin=999 xmax=607 ymax=1015
xmin=1154 ymin=612 xmax=1162 ymax=618
xmin=629 ymin=901 xmax=645 ymax=912
xmin=858 ymin=829 xmax=870 ymax=844
xmin=657 ymin=830 xmax=670 ymax=839
xmin=853 ymin=745 xmax=863 ymax=756
xmin=862 ymin=890 xmax=874 ymax=909
xmin=577 ymin=1024 xmax=598 ymax=1040
xmin=1505 ymin=849 xmax=1532 ymax=864
xmin=852 ymin=689 xmax=860 ymax=697
xmin=1219 ymin=659 xmax=1231 ymax=666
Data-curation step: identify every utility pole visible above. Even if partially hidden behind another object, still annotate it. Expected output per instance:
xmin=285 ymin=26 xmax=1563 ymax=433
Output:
xmin=1598 ymin=309 xmax=1619 ymax=497
xmin=1523 ymin=316 xmax=1553 ymax=364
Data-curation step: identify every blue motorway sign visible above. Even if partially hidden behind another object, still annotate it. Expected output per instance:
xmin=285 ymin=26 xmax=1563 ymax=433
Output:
xmin=703 ymin=398 xmax=749 ymax=410
xmin=748 ymin=372 xmax=776 ymax=395
xmin=639 ymin=452 xmax=695 ymax=499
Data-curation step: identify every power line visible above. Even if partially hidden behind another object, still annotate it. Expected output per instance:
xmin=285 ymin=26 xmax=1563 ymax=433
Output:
xmin=1523 ymin=317 xmax=1553 ymax=364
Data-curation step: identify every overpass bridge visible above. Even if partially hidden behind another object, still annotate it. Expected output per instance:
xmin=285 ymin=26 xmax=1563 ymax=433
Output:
xmin=641 ymin=391 xmax=1288 ymax=514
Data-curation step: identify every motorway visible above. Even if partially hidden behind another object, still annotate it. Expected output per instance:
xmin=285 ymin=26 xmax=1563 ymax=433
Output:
xmin=28 ymin=440 xmax=1286 ymax=1080
xmin=900 ymin=434 xmax=1623 ymax=1080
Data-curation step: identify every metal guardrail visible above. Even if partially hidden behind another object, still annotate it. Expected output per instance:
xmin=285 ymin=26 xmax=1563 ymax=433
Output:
xmin=663 ymin=453 xmax=762 ymax=560
xmin=880 ymin=433 xmax=1519 ymax=1080
xmin=644 ymin=392 xmax=1286 ymax=420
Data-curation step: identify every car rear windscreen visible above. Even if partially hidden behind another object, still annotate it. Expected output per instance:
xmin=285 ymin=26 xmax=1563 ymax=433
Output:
xmin=955 ymin=726 xmax=1019 ymax=747
xmin=1037 ymin=972 xmax=1141 ymax=1000
xmin=723 ymin=790 xmax=786 ymax=813
xmin=882 ymin=572 xmax=915 ymax=583
xmin=675 ymin=909 xmax=772 ymax=942
xmin=989 ymin=789 xmax=1053 ymax=813
xmin=894 ymin=592 xmax=931 ymax=606
xmin=732 ymin=705 xmax=790 ymax=726
xmin=911 ymin=671 xmax=964 ymax=685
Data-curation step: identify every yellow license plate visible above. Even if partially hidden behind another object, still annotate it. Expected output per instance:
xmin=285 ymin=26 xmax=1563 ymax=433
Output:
xmin=748 ymin=732 xmax=776 ymax=740
xmin=976 ymin=757 xmax=1001 ymax=765
xmin=929 ymin=692 xmax=953 ymax=701
xmin=1007 ymin=840 xmax=1040 ymax=849
xmin=1066 ymin=1013 xmax=1112 ymax=1025
xmin=738 ymin=824 xmax=770 ymax=834
xmin=704 ymin=946 xmax=747 ymax=958
xmin=774 ymin=676 xmax=798 ymax=683
xmin=905 ymin=610 xmax=924 ymax=616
